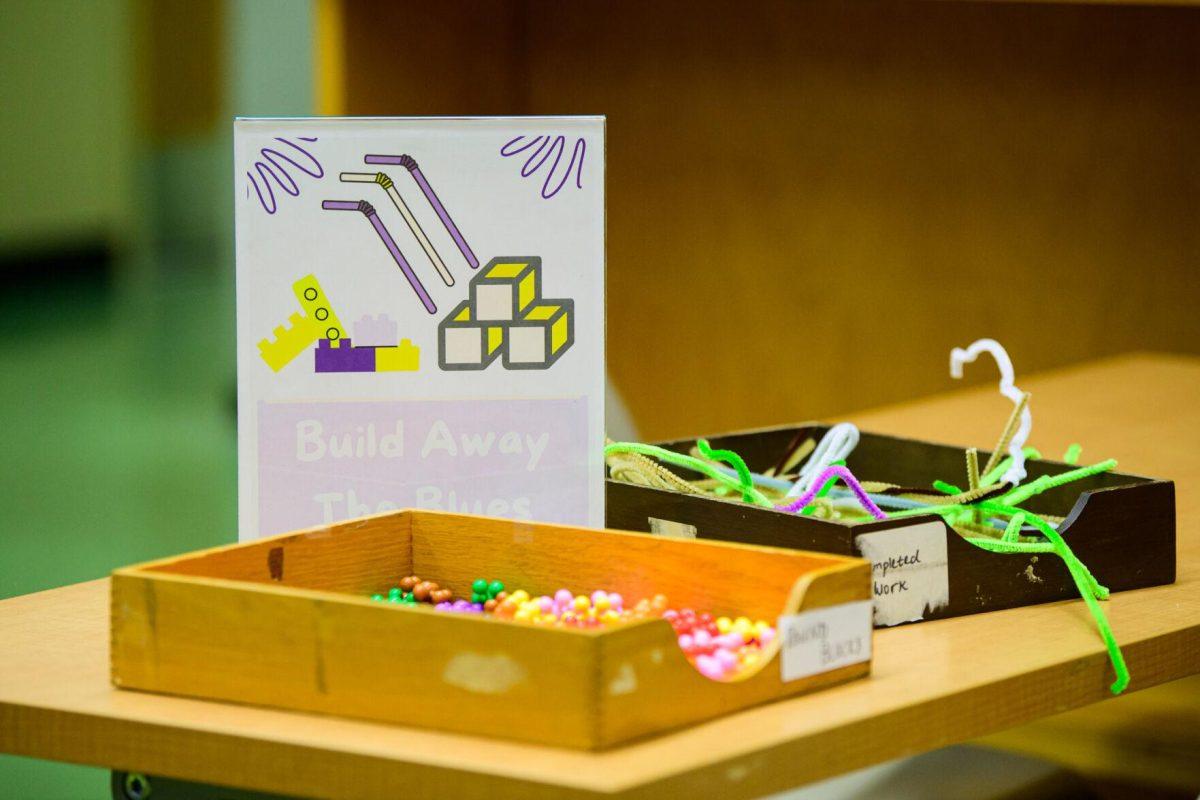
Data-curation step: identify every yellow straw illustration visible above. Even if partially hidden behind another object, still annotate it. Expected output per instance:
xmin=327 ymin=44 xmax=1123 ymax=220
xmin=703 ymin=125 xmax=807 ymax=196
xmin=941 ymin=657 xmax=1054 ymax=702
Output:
xmin=340 ymin=171 xmax=454 ymax=287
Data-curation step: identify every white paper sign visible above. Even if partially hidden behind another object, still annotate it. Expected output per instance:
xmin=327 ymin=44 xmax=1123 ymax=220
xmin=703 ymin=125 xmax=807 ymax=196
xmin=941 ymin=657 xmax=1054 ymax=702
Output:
xmin=778 ymin=600 xmax=873 ymax=682
xmin=855 ymin=521 xmax=950 ymax=626
xmin=234 ymin=117 xmax=605 ymax=539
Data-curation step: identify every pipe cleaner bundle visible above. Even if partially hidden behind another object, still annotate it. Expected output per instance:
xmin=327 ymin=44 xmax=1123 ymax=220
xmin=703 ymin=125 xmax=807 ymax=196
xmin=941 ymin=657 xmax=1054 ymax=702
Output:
xmin=605 ymin=338 xmax=1131 ymax=694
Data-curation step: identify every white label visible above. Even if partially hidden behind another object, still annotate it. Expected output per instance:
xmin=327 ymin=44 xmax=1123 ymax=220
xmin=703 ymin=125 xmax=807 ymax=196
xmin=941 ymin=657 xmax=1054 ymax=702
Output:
xmin=778 ymin=600 xmax=873 ymax=682
xmin=855 ymin=521 xmax=949 ymax=627
xmin=647 ymin=517 xmax=697 ymax=539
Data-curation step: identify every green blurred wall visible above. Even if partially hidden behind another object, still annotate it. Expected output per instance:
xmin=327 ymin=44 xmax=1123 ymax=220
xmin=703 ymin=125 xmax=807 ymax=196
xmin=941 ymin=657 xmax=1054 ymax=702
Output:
xmin=0 ymin=0 xmax=136 ymax=252
xmin=0 ymin=1 xmax=313 ymax=797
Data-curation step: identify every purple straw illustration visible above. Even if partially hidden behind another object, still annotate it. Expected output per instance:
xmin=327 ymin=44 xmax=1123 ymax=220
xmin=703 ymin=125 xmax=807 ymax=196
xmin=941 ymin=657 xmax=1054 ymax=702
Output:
xmin=321 ymin=200 xmax=437 ymax=314
xmin=364 ymin=154 xmax=479 ymax=269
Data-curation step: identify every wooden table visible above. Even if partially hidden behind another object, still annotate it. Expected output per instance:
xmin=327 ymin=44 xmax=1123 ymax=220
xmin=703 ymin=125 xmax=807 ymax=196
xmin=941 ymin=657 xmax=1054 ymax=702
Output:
xmin=2 ymin=353 xmax=1198 ymax=799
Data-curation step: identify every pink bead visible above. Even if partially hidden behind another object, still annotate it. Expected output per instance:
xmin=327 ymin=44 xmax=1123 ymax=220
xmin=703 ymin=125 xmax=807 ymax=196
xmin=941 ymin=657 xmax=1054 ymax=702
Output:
xmin=591 ymin=590 xmax=607 ymax=605
xmin=759 ymin=627 xmax=776 ymax=645
xmin=695 ymin=654 xmax=724 ymax=680
xmin=714 ymin=647 xmax=738 ymax=671
xmin=694 ymin=629 xmax=713 ymax=649
xmin=538 ymin=596 xmax=554 ymax=613
xmin=554 ymin=588 xmax=573 ymax=607
xmin=662 ymin=609 xmax=679 ymax=622
xmin=609 ymin=592 xmax=624 ymax=612
xmin=717 ymin=632 xmax=745 ymax=650
xmin=678 ymin=634 xmax=694 ymax=651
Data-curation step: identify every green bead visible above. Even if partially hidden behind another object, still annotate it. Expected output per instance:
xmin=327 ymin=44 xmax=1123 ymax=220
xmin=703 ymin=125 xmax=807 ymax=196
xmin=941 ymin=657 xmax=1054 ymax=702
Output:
xmin=488 ymin=580 xmax=505 ymax=598
xmin=388 ymin=587 xmax=401 ymax=597
xmin=371 ymin=594 xmax=384 ymax=602
xmin=472 ymin=578 xmax=488 ymax=594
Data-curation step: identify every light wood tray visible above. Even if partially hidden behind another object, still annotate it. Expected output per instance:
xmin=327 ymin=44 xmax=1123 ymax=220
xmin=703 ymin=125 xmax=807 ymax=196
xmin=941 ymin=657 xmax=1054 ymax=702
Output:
xmin=111 ymin=510 xmax=870 ymax=749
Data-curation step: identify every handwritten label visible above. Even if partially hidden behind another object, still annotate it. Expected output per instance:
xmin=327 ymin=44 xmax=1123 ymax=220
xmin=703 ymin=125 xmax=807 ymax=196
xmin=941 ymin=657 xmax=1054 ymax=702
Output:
xmin=855 ymin=521 xmax=949 ymax=627
xmin=778 ymin=600 xmax=873 ymax=682
xmin=647 ymin=517 xmax=697 ymax=539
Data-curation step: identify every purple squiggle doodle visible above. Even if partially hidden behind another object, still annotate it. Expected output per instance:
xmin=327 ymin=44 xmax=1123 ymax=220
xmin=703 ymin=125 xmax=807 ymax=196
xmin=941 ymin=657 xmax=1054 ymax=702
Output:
xmin=246 ymin=137 xmax=323 ymax=214
xmin=500 ymin=135 xmax=585 ymax=199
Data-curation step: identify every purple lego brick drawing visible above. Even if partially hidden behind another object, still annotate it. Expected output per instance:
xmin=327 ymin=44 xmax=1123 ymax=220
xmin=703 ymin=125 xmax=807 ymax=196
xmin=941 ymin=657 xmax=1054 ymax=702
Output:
xmin=315 ymin=338 xmax=376 ymax=373
xmin=353 ymin=313 xmax=399 ymax=347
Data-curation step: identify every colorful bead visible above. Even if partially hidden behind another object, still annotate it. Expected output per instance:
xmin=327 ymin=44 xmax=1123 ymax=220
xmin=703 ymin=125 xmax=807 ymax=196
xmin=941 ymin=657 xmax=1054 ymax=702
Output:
xmin=375 ymin=577 xmax=772 ymax=682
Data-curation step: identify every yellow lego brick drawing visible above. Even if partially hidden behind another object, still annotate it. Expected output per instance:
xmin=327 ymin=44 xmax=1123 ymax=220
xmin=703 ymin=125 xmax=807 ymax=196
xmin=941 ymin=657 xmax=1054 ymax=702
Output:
xmin=258 ymin=312 xmax=319 ymax=373
xmin=376 ymin=338 xmax=420 ymax=372
xmin=292 ymin=274 xmax=346 ymax=346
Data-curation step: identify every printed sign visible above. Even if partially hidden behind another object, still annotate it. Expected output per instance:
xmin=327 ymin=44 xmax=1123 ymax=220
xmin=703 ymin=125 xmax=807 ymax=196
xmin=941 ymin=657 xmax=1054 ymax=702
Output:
xmin=778 ymin=600 xmax=873 ymax=682
xmin=855 ymin=521 xmax=950 ymax=626
xmin=235 ymin=118 xmax=605 ymax=539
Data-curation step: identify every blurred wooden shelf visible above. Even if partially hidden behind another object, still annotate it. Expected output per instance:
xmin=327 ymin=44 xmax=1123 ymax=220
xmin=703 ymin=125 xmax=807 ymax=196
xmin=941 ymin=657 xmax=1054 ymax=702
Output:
xmin=1 ymin=354 xmax=1198 ymax=799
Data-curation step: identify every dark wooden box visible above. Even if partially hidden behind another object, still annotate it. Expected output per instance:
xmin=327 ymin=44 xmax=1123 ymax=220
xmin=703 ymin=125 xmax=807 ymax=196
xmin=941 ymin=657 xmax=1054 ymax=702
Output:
xmin=606 ymin=424 xmax=1175 ymax=626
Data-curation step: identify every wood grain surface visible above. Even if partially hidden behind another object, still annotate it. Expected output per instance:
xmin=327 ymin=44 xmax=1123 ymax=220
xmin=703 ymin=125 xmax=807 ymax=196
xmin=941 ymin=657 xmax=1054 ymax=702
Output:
xmin=328 ymin=0 xmax=1200 ymax=439
xmin=111 ymin=511 xmax=868 ymax=749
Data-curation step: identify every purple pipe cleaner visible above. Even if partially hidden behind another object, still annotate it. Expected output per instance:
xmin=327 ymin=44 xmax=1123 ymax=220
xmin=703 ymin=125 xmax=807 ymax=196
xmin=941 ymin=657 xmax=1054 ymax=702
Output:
xmin=775 ymin=465 xmax=887 ymax=519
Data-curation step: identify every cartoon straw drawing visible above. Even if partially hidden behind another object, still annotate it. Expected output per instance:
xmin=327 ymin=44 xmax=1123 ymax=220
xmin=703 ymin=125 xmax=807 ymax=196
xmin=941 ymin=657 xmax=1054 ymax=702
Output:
xmin=321 ymin=200 xmax=437 ymax=314
xmin=364 ymin=154 xmax=479 ymax=270
xmin=339 ymin=171 xmax=454 ymax=287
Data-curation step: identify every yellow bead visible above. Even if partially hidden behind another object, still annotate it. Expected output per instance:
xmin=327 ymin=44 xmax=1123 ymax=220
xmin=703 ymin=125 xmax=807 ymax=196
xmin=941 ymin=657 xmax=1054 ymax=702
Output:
xmin=573 ymin=595 xmax=590 ymax=612
xmin=601 ymin=610 xmax=620 ymax=625
xmin=716 ymin=616 xmax=733 ymax=634
xmin=514 ymin=607 xmax=534 ymax=621
xmin=594 ymin=595 xmax=611 ymax=613
xmin=510 ymin=589 xmax=530 ymax=603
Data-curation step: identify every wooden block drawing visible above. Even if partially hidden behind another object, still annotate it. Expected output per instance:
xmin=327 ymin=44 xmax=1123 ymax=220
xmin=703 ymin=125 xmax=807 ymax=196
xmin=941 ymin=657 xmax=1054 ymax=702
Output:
xmin=438 ymin=301 xmax=505 ymax=370
xmin=504 ymin=300 xmax=574 ymax=370
xmin=469 ymin=258 xmax=541 ymax=322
